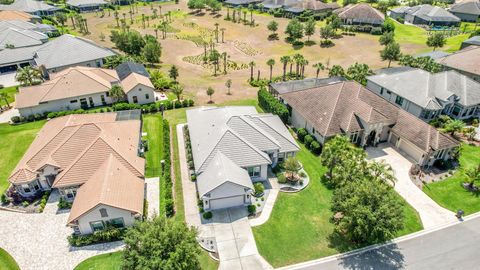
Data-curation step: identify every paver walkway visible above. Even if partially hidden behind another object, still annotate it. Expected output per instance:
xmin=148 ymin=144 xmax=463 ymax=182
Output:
xmin=0 ymin=190 xmax=123 ymax=270
xmin=366 ymin=144 xmax=457 ymax=229
xmin=0 ymin=108 xmax=19 ymax=123
xmin=145 ymin=177 xmax=160 ymax=219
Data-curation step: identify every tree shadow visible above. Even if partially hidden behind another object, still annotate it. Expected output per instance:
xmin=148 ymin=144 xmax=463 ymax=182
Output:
xmin=292 ymin=42 xmax=304 ymax=50
xmin=267 ymin=34 xmax=279 ymax=41
xmin=338 ymin=243 xmax=405 ymax=270
xmin=304 ymin=40 xmax=316 ymax=46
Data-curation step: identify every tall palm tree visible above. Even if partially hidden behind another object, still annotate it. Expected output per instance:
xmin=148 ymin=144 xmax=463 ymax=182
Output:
xmin=220 ymin=28 xmax=226 ymax=43
xmin=0 ymin=92 xmax=10 ymax=108
xmin=293 ymin=54 xmax=303 ymax=79
xmin=109 ymin=84 xmax=125 ymax=103
xmin=15 ymin=66 xmax=43 ymax=86
xmin=464 ymin=165 xmax=480 ymax=189
xmin=300 ymin=58 xmax=308 ymax=78
xmin=266 ymin=59 xmax=275 ymax=81
xmin=280 ymin=56 xmax=290 ymax=81
xmin=171 ymin=84 xmax=184 ymax=101
xmin=214 ymin=23 xmax=219 ymax=43
xmin=249 ymin=61 xmax=255 ymax=81
xmin=313 ymin=62 xmax=325 ymax=79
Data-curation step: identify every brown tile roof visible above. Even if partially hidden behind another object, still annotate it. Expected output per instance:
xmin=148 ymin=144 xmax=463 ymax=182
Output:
xmin=0 ymin=10 xmax=36 ymax=21
xmin=67 ymin=154 xmax=144 ymax=224
xmin=291 ymin=0 xmax=340 ymax=11
xmin=8 ymin=113 xmax=144 ymax=186
xmin=334 ymin=3 xmax=385 ymax=22
xmin=120 ymin=72 xmax=154 ymax=93
xmin=436 ymin=45 xmax=480 ymax=77
xmin=280 ymin=80 xmax=458 ymax=152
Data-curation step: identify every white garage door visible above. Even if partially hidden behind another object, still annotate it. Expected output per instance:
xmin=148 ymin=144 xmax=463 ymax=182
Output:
xmin=209 ymin=195 xmax=244 ymax=210
xmin=398 ymin=139 xmax=423 ymax=163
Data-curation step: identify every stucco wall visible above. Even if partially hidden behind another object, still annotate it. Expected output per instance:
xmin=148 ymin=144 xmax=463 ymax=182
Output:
xmin=126 ymin=85 xmax=155 ymax=105
xmin=75 ymin=204 xmax=139 ymax=235
xmin=290 ymin=109 xmax=326 ymax=143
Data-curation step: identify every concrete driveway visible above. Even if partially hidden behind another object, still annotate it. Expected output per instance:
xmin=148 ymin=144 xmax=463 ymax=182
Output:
xmin=0 ymin=72 xmax=18 ymax=88
xmin=367 ymin=144 xmax=457 ymax=229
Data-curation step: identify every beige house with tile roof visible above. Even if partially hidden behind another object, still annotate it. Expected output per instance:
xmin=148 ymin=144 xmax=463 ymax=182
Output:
xmin=8 ymin=112 xmax=145 ymax=234
xmin=436 ymin=45 xmax=480 ymax=82
xmin=15 ymin=66 xmax=155 ymax=117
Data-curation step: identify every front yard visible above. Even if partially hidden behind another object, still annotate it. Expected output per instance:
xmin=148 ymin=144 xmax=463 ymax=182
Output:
xmin=0 ymin=86 xmax=17 ymax=107
xmin=423 ymin=144 xmax=480 ymax=215
xmin=0 ymin=248 xmax=19 ymax=270
xmin=74 ymin=251 xmax=122 ymax=270
xmin=252 ymin=142 xmax=423 ymax=268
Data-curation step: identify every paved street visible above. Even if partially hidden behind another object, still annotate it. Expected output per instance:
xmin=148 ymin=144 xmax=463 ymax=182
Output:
xmin=282 ymin=215 xmax=480 ymax=270
xmin=367 ymin=144 xmax=457 ymax=229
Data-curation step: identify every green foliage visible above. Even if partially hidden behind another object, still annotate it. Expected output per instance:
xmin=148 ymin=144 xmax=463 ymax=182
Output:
xmin=399 ymin=55 xmax=443 ymax=73
xmin=254 ymin=182 xmax=265 ymax=196
xmin=284 ymin=157 xmax=302 ymax=181
xmin=429 ymin=115 xmax=453 ymax=128
xmin=297 ymin=128 xmax=308 ymax=142
xmin=149 ymin=70 xmax=174 ymax=90
xmin=122 ymin=216 xmax=200 ymax=270
xmin=379 ymin=31 xmax=395 ymax=45
xmin=381 ymin=20 xmax=395 ymax=33
xmin=304 ymin=18 xmax=316 ymax=40
xmin=304 ymin=135 xmax=314 ymax=148
xmin=443 ymin=119 xmax=466 ymax=135
xmin=109 ymin=84 xmax=125 ymax=103
xmin=202 ymin=211 xmax=212 ymax=219
xmin=142 ymin=39 xmax=162 ymax=64
xmin=257 ymin=87 xmax=289 ymax=123
xmin=103 ymin=55 xmax=134 ymax=68
xmin=267 ymin=20 xmax=279 ymax=39
xmin=346 ymin=63 xmax=373 ymax=85
xmin=285 ymin=18 xmax=304 ymax=43
xmin=248 ymin=204 xmax=256 ymax=214
xmin=58 ymin=197 xmax=72 ymax=209
xmin=15 ymin=66 xmax=43 ymax=87
xmin=169 ymin=65 xmax=179 ymax=82
xmin=110 ymin=30 xmax=146 ymax=55
xmin=380 ymin=41 xmax=401 ymax=67
xmin=328 ymin=65 xmax=345 ymax=77
xmin=310 ymin=141 xmax=321 ymax=155
xmin=426 ymin=32 xmax=446 ymax=50
xmin=277 ymin=173 xmax=287 ymax=183
xmin=68 ymin=225 xmax=126 ymax=247
xmin=161 ymin=119 xmax=174 ymax=217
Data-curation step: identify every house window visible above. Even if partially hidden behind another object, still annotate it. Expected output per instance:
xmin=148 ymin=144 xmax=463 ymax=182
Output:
xmin=109 ymin=218 xmax=124 ymax=228
xmin=145 ymin=93 xmax=150 ymax=100
xmin=133 ymin=96 xmax=138 ymax=104
xmin=452 ymin=106 xmax=461 ymax=116
xmin=106 ymin=92 xmax=110 ymax=97
xmin=64 ymin=188 xmax=76 ymax=199
xmin=247 ymin=166 xmax=261 ymax=177
xmin=395 ymin=96 xmax=404 ymax=106
xmin=22 ymin=184 xmax=31 ymax=193
xmin=138 ymin=88 xmax=142 ymax=91
xmin=99 ymin=208 xmax=108 ymax=218
xmin=90 ymin=221 xmax=104 ymax=232
xmin=312 ymin=127 xmax=316 ymax=134
xmin=33 ymin=183 xmax=40 ymax=190
xmin=380 ymin=88 xmax=384 ymax=95
xmin=386 ymin=90 xmax=391 ymax=95
xmin=350 ymin=132 xmax=359 ymax=143
xmin=278 ymin=152 xmax=285 ymax=163
xmin=70 ymin=100 xmax=78 ymax=104
xmin=96 ymin=61 xmax=101 ymax=67
xmin=101 ymin=95 xmax=106 ymax=105
xmin=88 ymin=97 xmax=94 ymax=107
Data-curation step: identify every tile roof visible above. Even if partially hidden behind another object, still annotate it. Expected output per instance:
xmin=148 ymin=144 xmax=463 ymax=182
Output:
xmin=116 ymin=61 xmax=150 ymax=80
xmin=0 ymin=10 xmax=39 ymax=21
xmin=66 ymin=0 xmax=107 ymax=7
xmin=404 ymin=4 xmax=460 ymax=22
xmin=334 ymin=3 xmax=385 ymax=24
xmin=197 ymin=153 xmax=254 ymax=197
xmin=8 ymin=113 xmax=145 ymax=186
xmin=450 ymin=0 xmax=480 ymax=16
xmin=462 ymin=36 xmax=480 ymax=47
xmin=0 ymin=0 xmax=60 ymax=14
xmin=121 ymin=72 xmax=154 ymax=93
xmin=0 ymin=26 xmax=47 ymax=49
xmin=436 ymin=45 xmax=480 ymax=76
xmin=67 ymin=153 xmax=144 ymax=224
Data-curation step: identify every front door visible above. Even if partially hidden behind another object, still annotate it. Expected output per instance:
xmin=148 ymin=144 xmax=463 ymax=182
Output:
xmin=80 ymin=98 xmax=88 ymax=109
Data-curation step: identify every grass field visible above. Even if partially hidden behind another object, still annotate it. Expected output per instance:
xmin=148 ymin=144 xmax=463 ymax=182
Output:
xmin=0 ymin=86 xmax=17 ymax=107
xmin=74 ymin=251 xmax=123 ymax=270
xmin=0 ymin=121 xmax=45 ymax=195
xmin=423 ymin=144 xmax=480 ymax=215
xmin=0 ymin=248 xmax=19 ymax=270
xmin=253 ymin=141 xmax=423 ymax=267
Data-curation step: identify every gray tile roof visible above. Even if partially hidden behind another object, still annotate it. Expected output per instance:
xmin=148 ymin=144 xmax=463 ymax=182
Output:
xmin=462 ymin=36 xmax=480 ymax=47
xmin=0 ymin=0 xmax=60 ymax=14
xmin=450 ymin=0 xmax=480 ymax=16
xmin=0 ymin=45 xmax=38 ymax=65
xmin=334 ymin=3 xmax=385 ymax=25
xmin=415 ymin=50 xmax=451 ymax=60
xmin=367 ymin=68 xmax=480 ymax=108
xmin=116 ymin=61 xmax=149 ymax=80
xmin=406 ymin=4 xmax=460 ymax=23
xmin=270 ymin=77 xmax=346 ymax=95
xmin=197 ymin=152 xmax=254 ymax=197
xmin=67 ymin=0 xmax=107 ymax=8
xmin=0 ymin=26 xmax=47 ymax=49
xmin=436 ymin=45 xmax=480 ymax=76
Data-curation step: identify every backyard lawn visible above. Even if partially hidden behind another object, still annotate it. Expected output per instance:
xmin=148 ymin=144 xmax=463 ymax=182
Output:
xmin=0 ymin=86 xmax=17 ymax=107
xmin=0 ymin=121 xmax=45 ymax=195
xmin=423 ymin=144 xmax=480 ymax=215
xmin=0 ymin=248 xmax=19 ymax=270
xmin=74 ymin=251 xmax=123 ymax=270
xmin=253 ymin=141 xmax=423 ymax=267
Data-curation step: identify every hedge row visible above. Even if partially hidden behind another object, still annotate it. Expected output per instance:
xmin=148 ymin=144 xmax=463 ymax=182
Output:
xmin=296 ymin=128 xmax=322 ymax=155
xmin=162 ymin=119 xmax=174 ymax=218
xmin=68 ymin=225 xmax=126 ymax=247
xmin=258 ymin=87 xmax=289 ymax=123
xmin=183 ymin=126 xmax=195 ymax=175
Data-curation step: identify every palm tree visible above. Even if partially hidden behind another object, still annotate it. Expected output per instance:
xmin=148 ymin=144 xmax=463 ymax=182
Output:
xmin=367 ymin=161 xmax=396 ymax=187
xmin=266 ymin=59 xmax=275 ymax=81
xmin=280 ymin=56 xmax=290 ymax=81
xmin=0 ymin=92 xmax=10 ymax=108
xmin=300 ymin=58 xmax=308 ymax=78
xmin=249 ymin=61 xmax=255 ymax=81
xmin=214 ymin=23 xmax=219 ymax=43
xmin=293 ymin=54 xmax=303 ymax=79
xmin=313 ymin=62 xmax=325 ymax=79
xmin=206 ymin=87 xmax=215 ymax=103
xmin=225 ymin=79 xmax=232 ymax=95
xmin=15 ymin=66 xmax=43 ymax=86
xmin=464 ymin=165 xmax=480 ymax=189
xmin=171 ymin=84 xmax=184 ymax=101
xmin=444 ymin=119 xmax=466 ymax=136
xmin=220 ymin=28 xmax=226 ymax=43
xmin=109 ymin=84 xmax=125 ymax=103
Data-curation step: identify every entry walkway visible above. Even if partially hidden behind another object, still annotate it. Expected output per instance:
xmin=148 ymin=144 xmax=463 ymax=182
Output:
xmin=366 ymin=144 xmax=457 ymax=229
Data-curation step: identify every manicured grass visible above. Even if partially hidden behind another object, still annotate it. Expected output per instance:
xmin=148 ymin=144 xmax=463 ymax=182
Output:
xmin=0 ymin=248 xmax=20 ymax=270
xmin=74 ymin=251 xmax=123 ymax=270
xmin=423 ymin=144 xmax=480 ymax=215
xmin=253 ymin=141 xmax=423 ymax=267
xmin=0 ymin=121 xmax=45 ymax=194
xmin=0 ymin=86 xmax=17 ymax=107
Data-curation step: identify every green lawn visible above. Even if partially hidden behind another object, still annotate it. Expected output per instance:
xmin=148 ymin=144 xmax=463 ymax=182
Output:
xmin=0 ymin=121 xmax=45 ymax=194
xmin=423 ymin=144 xmax=480 ymax=215
xmin=0 ymin=248 xmax=19 ymax=270
xmin=0 ymin=86 xmax=18 ymax=107
xmin=74 ymin=251 xmax=123 ymax=270
xmin=253 ymin=142 xmax=423 ymax=267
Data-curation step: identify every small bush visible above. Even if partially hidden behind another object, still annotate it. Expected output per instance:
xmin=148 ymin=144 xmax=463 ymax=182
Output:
xmin=22 ymin=201 xmax=29 ymax=207
xmin=165 ymin=199 xmax=175 ymax=217
xmin=1 ymin=193 xmax=8 ymax=204
xmin=247 ymin=204 xmax=256 ymax=214
xmin=277 ymin=173 xmax=287 ymax=183
xmin=370 ymin=27 xmax=382 ymax=35
xmin=397 ymin=18 xmax=404 ymax=24
xmin=10 ymin=116 xmax=21 ymax=123
xmin=68 ymin=225 xmax=126 ymax=247
xmin=310 ymin=141 xmax=322 ymax=154
xmin=254 ymin=182 xmax=264 ymax=196
xmin=58 ymin=197 xmax=72 ymax=209
xmin=297 ymin=128 xmax=307 ymax=142
xmin=203 ymin=211 xmax=213 ymax=219
xmin=191 ymin=175 xmax=197 ymax=181
xmin=304 ymin=135 xmax=314 ymax=148
xmin=299 ymin=171 xmax=307 ymax=178
xmin=258 ymin=87 xmax=289 ymax=123
xmin=320 ymin=40 xmax=334 ymax=47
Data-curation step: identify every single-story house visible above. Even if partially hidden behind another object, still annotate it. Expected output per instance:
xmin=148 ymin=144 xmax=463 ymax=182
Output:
xmin=8 ymin=112 xmax=145 ymax=235
xmin=461 ymin=36 xmax=480 ymax=49
xmin=66 ymin=0 xmax=108 ymax=13
xmin=224 ymin=0 xmax=263 ymax=6
xmin=449 ymin=0 xmax=480 ymax=22
xmin=278 ymin=80 xmax=459 ymax=167
xmin=270 ymin=76 xmax=346 ymax=97
xmin=187 ymin=106 xmax=299 ymax=210
xmin=261 ymin=0 xmax=298 ymax=10
xmin=366 ymin=68 xmax=480 ymax=121
xmin=0 ymin=0 xmax=60 ymax=16
xmin=0 ymin=20 xmax=57 ymax=35
xmin=0 ymin=34 xmax=116 ymax=74
xmin=15 ymin=64 xmax=155 ymax=116
xmin=0 ymin=25 xmax=48 ymax=49
xmin=0 ymin=10 xmax=42 ymax=23
xmin=333 ymin=3 xmax=385 ymax=26
xmin=436 ymin=45 xmax=480 ymax=82
xmin=261 ymin=0 xmax=339 ymax=15
xmin=391 ymin=5 xmax=460 ymax=27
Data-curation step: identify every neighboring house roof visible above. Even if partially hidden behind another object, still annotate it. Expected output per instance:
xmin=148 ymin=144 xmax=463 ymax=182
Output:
xmin=33 ymin=34 xmax=116 ymax=70
xmin=8 ymin=113 xmax=145 ymax=187
xmin=415 ymin=50 xmax=451 ymax=60
xmin=390 ymin=6 xmax=410 ymax=14
xmin=197 ymin=153 xmax=254 ymax=197
xmin=67 ymin=0 xmax=107 ymax=7
xmin=0 ymin=10 xmax=40 ymax=21
xmin=261 ymin=0 xmax=298 ymax=9
xmin=0 ymin=0 xmax=60 ymax=14
xmin=404 ymin=4 xmax=460 ymax=23
xmin=67 ymin=153 xmax=144 ymax=224
xmin=187 ymin=106 xmax=299 ymax=174
xmin=121 ymin=72 xmax=154 ymax=93
xmin=0 ymin=44 xmax=38 ymax=65
xmin=0 ymin=26 xmax=47 ymax=49
xmin=116 ymin=61 xmax=150 ymax=80
xmin=436 ymin=45 xmax=480 ymax=77
xmin=367 ymin=68 xmax=480 ymax=108
xmin=279 ymin=81 xmax=458 ymax=152
xmin=450 ymin=0 xmax=480 ymax=16
xmin=270 ymin=77 xmax=346 ymax=95
xmin=0 ymin=19 xmax=56 ymax=35
xmin=224 ymin=0 xmax=262 ymax=5
xmin=462 ymin=36 xmax=480 ymax=47
xmin=334 ymin=3 xmax=385 ymax=24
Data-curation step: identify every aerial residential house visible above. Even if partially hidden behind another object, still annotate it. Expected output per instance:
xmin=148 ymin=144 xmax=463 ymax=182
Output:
xmin=66 ymin=0 xmax=108 ymax=12
xmin=461 ymin=36 xmax=480 ymax=49
xmin=366 ymin=68 xmax=480 ymax=121
xmin=449 ymin=0 xmax=480 ymax=22
xmin=277 ymin=80 xmax=459 ymax=167
xmin=390 ymin=5 xmax=460 ymax=27
xmin=15 ymin=64 xmax=155 ymax=116
xmin=333 ymin=3 xmax=385 ymax=26
xmin=260 ymin=0 xmax=339 ymax=15
xmin=187 ymin=106 xmax=299 ymax=210
xmin=0 ymin=23 xmax=48 ymax=49
xmin=8 ymin=112 xmax=145 ymax=234
xmin=269 ymin=77 xmax=346 ymax=97
xmin=0 ymin=0 xmax=60 ymax=16
xmin=436 ymin=45 xmax=480 ymax=82
xmin=224 ymin=0 xmax=263 ymax=6
xmin=0 ymin=10 xmax=42 ymax=23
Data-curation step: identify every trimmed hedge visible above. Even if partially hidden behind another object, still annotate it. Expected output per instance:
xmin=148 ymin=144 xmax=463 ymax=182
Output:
xmin=68 ymin=225 xmax=126 ymax=247
xmin=297 ymin=128 xmax=307 ymax=142
xmin=295 ymin=129 xmax=322 ymax=155
xmin=258 ymin=87 xmax=289 ymax=123
xmin=162 ymin=119 xmax=175 ymax=218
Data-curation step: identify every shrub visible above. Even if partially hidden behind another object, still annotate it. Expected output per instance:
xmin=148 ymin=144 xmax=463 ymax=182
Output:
xmin=1 ymin=193 xmax=8 ymax=204
xmin=304 ymin=135 xmax=314 ymax=148
xmin=58 ymin=197 xmax=72 ymax=209
xmin=258 ymin=87 xmax=289 ymax=123
xmin=370 ymin=27 xmax=382 ymax=35
xmin=47 ymin=112 xmax=58 ymax=118
xmin=247 ymin=204 xmax=256 ymax=214
xmin=297 ymin=128 xmax=307 ymax=142
xmin=174 ymin=100 xmax=182 ymax=108
xmin=22 ymin=201 xmax=29 ymax=207
xmin=277 ymin=173 xmax=287 ymax=183
xmin=320 ymin=39 xmax=334 ymax=47
xmin=381 ymin=20 xmax=395 ymax=33
xmin=191 ymin=175 xmax=197 ymax=181
xmin=10 ymin=116 xmax=21 ymax=123
xmin=254 ymin=182 xmax=264 ymax=196
xmin=397 ymin=18 xmax=404 ymax=24
xmin=68 ymin=225 xmax=126 ymax=247
xmin=202 ymin=211 xmax=213 ymax=219
xmin=310 ymin=141 xmax=322 ymax=154
xmin=299 ymin=171 xmax=307 ymax=178
xmin=165 ymin=199 xmax=175 ymax=217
